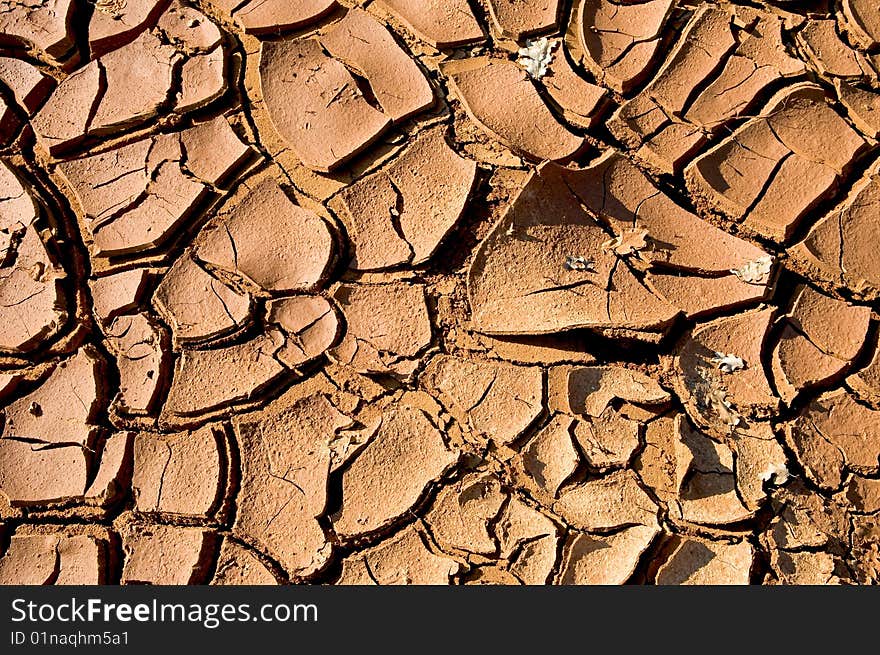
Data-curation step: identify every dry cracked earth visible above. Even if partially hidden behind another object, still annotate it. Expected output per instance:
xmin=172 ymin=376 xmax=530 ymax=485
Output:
xmin=1 ymin=0 xmax=880 ymax=586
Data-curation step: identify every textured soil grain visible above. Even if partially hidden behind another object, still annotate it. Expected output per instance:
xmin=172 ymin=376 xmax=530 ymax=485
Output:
xmin=1 ymin=0 xmax=880 ymax=585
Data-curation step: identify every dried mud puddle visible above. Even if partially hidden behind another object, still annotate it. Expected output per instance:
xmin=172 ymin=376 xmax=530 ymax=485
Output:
xmin=1 ymin=0 xmax=880 ymax=586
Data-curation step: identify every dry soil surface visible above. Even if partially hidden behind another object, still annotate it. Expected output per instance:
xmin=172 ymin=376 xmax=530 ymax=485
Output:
xmin=1 ymin=0 xmax=879 ymax=585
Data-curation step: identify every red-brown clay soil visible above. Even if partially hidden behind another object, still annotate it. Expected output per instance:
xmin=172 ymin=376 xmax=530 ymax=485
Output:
xmin=1 ymin=0 xmax=880 ymax=586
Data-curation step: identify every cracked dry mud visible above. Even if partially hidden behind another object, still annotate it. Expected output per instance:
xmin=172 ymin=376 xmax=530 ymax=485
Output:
xmin=1 ymin=1 xmax=880 ymax=587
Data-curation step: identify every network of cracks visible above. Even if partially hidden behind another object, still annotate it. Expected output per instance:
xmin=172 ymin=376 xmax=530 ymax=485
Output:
xmin=1 ymin=0 xmax=880 ymax=585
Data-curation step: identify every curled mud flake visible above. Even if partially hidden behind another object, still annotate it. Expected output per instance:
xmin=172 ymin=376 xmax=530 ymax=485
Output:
xmin=331 ymin=282 xmax=432 ymax=379
xmin=259 ymin=38 xmax=390 ymax=173
xmin=835 ymin=80 xmax=880 ymax=139
xmin=444 ymin=57 xmax=586 ymax=163
xmin=495 ymin=496 xmax=559 ymax=585
xmin=675 ymin=307 xmax=778 ymax=427
xmin=0 ymin=441 xmax=88 ymax=507
xmin=223 ymin=0 xmax=336 ymax=35
xmin=556 ymin=524 xmax=659 ymax=585
xmin=848 ymin=332 xmax=880 ymax=405
xmin=120 ymin=523 xmax=215 ymax=585
xmin=686 ymin=84 xmax=867 ymax=243
xmin=179 ymin=116 xmax=253 ymax=187
xmin=92 ymin=164 xmax=205 ymax=258
xmin=537 ymin=154 xmax=774 ymax=322
xmin=0 ymin=0 xmax=78 ymax=60
xmin=374 ymin=128 xmax=477 ymax=265
xmin=105 ymin=313 xmax=168 ymax=417
xmin=769 ymin=549 xmax=842 ymax=585
xmin=233 ymin=393 xmax=353 ymax=578
xmin=85 ymin=431 xmax=133 ymax=506
xmin=0 ymin=57 xmax=56 ymax=115
xmin=153 ymin=255 xmax=252 ymax=347
xmin=55 ymin=535 xmax=105 ymax=585
xmin=842 ymin=0 xmax=880 ymax=50
xmin=474 ymin=332 xmax=598 ymax=366
xmin=424 ymin=473 xmax=505 ymax=557
xmin=671 ymin=415 xmax=752 ymax=526
xmin=195 ymin=179 xmax=334 ymax=294
xmin=44 ymin=36 xmax=176 ymax=148
xmin=798 ymin=19 xmax=874 ymax=79
xmin=90 ymin=269 xmax=152 ymax=327
xmin=0 ymin=348 xmax=103 ymax=447
xmin=421 ymin=355 xmax=543 ymax=446
xmin=88 ymin=0 xmax=167 ymax=58
xmin=0 ymin=374 xmax=19 ymax=400
xmin=335 ymin=172 xmax=410 ymax=270
xmin=0 ymin=174 xmax=67 ymax=353
xmin=785 ymin=389 xmax=880 ymax=491
xmin=337 ymin=524 xmax=460 ymax=585
xmin=515 ymin=415 xmax=580 ymax=499
xmin=554 ymin=469 xmax=659 ymax=531
xmin=577 ymin=0 xmax=674 ymax=93
xmin=0 ymin=534 xmax=104 ymax=585
xmin=607 ymin=7 xmax=803 ymax=175
xmin=266 ymin=296 xmax=339 ymax=369
xmin=0 ymin=535 xmax=57 ymax=584
xmin=538 ymin=42 xmax=606 ymax=130
xmin=176 ymin=47 xmax=227 ymax=114
xmin=789 ymin=163 xmax=880 ymax=300
xmin=0 ymin=96 xmax=17 ymax=144
xmin=572 ymin=408 xmax=641 ymax=469
xmin=212 ymin=540 xmax=278 ymax=586
xmin=467 ymin=162 xmax=678 ymax=338
xmin=770 ymin=285 xmax=871 ymax=405
xmin=132 ymin=426 xmax=224 ymax=518
xmin=58 ymin=117 xmax=251 ymax=258
xmin=848 ymin=476 xmax=880 ymax=514
xmin=656 ymin=537 xmax=753 ymax=585
xmin=517 ymin=37 xmax=556 ymax=79
xmin=548 ymin=365 xmax=669 ymax=418
xmin=332 ymin=404 xmax=459 ymax=539
xmin=728 ymin=423 xmax=789 ymax=512
xmin=157 ymin=1 xmax=222 ymax=51
xmin=161 ymin=329 xmax=288 ymax=421
xmin=33 ymin=3 xmax=228 ymax=153
xmin=487 ymin=0 xmax=561 ymax=40
xmin=336 ymin=128 xmax=477 ymax=271
xmin=320 ymin=9 xmax=433 ymax=124
xmin=839 ymin=528 xmax=877 ymax=584
xmin=375 ymin=0 xmax=484 ymax=49
xmin=765 ymin=481 xmax=850 ymax=552
xmin=57 ymin=136 xmax=153 ymax=226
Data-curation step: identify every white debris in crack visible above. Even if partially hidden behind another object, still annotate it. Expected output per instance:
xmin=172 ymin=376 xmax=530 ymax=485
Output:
xmin=564 ymin=255 xmax=595 ymax=271
xmin=517 ymin=38 xmax=557 ymax=79
xmin=711 ymin=352 xmax=746 ymax=373
xmin=709 ymin=387 xmax=742 ymax=427
xmin=731 ymin=256 xmax=773 ymax=284
xmin=760 ymin=462 xmax=790 ymax=486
